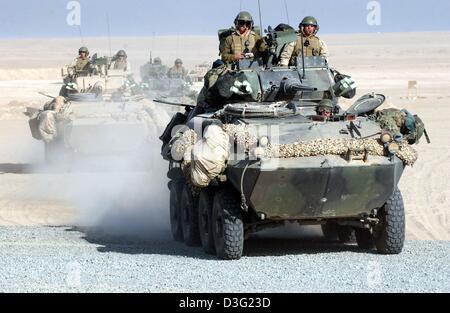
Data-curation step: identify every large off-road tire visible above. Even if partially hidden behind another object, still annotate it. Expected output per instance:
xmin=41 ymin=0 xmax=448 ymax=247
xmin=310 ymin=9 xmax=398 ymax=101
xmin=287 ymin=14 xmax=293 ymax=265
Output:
xmin=169 ymin=180 xmax=184 ymax=242
xmin=198 ymin=188 xmax=216 ymax=254
xmin=374 ymin=189 xmax=405 ymax=254
xmin=180 ymin=184 xmax=201 ymax=246
xmin=355 ymin=228 xmax=375 ymax=249
xmin=212 ymin=188 xmax=244 ymax=260
xmin=322 ymin=222 xmax=355 ymax=243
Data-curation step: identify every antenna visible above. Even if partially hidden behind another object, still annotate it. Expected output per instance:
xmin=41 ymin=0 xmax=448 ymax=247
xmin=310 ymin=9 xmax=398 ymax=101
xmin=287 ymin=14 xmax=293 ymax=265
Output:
xmin=77 ymin=25 xmax=85 ymax=46
xmin=300 ymin=31 xmax=306 ymax=79
xmin=106 ymin=13 xmax=112 ymax=57
xmin=175 ymin=33 xmax=180 ymax=59
xmin=257 ymin=0 xmax=263 ymax=31
xmin=240 ymin=0 xmax=243 ymax=10
xmin=283 ymin=0 xmax=290 ymax=25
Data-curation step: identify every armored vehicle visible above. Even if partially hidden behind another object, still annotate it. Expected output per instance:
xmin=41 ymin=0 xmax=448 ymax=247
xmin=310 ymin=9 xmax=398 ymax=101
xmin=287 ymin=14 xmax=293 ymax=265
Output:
xmin=140 ymin=54 xmax=199 ymax=114
xmin=160 ymin=26 xmax=427 ymax=259
xmin=26 ymin=95 xmax=154 ymax=164
xmin=26 ymin=55 xmax=156 ymax=164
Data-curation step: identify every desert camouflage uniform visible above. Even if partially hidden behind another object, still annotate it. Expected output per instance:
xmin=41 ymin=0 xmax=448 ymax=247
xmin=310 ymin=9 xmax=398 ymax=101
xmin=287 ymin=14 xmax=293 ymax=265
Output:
xmin=220 ymin=30 xmax=266 ymax=63
xmin=167 ymin=66 xmax=188 ymax=79
xmin=279 ymin=34 xmax=328 ymax=66
xmin=73 ymin=57 xmax=91 ymax=72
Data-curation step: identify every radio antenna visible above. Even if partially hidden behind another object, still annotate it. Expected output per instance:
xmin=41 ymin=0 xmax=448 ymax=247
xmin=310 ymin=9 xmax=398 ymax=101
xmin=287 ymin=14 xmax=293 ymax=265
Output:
xmin=77 ymin=25 xmax=85 ymax=46
xmin=106 ymin=13 xmax=112 ymax=57
xmin=257 ymin=0 xmax=263 ymax=31
xmin=300 ymin=31 xmax=306 ymax=79
xmin=283 ymin=0 xmax=290 ymax=25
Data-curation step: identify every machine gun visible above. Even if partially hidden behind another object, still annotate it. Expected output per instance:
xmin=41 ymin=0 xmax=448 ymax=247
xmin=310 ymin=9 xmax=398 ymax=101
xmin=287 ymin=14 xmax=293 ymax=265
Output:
xmin=264 ymin=25 xmax=297 ymax=68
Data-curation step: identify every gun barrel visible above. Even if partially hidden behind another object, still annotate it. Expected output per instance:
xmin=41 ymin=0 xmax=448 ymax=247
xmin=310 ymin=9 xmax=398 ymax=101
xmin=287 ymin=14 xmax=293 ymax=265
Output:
xmin=283 ymin=81 xmax=316 ymax=93
xmin=153 ymin=99 xmax=196 ymax=108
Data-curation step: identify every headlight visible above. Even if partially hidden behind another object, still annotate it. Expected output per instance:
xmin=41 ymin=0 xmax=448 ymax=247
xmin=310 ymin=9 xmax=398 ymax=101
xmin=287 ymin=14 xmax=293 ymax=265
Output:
xmin=259 ymin=136 xmax=269 ymax=147
xmin=387 ymin=142 xmax=399 ymax=154
xmin=380 ymin=132 xmax=392 ymax=144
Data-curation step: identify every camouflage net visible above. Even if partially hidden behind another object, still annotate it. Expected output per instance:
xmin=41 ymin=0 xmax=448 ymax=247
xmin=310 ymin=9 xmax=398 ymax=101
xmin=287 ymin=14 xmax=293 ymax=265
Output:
xmin=171 ymin=124 xmax=418 ymax=167
xmin=222 ymin=124 xmax=257 ymax=150
xmin=222 ymin=124 xmax=418 ymax=166
xmin=271 ymin=138 xmax=418 ymax=166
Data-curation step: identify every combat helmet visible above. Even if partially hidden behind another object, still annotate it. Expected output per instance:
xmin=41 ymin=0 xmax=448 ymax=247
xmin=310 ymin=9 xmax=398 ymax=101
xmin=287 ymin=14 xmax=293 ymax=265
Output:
xmin=175 ymin=58 xmax=183 ymax=65
xmin=234 ymin=11 xmax=254 ymax=28
xmin=299 ymin=16 xmax=319 ymax=34
xmin=116 ymin=49 xmax=127 ymax=57
xmin=78 ymin=46 xmax=89 ymax=55
xmin=153 ymin=57 xmax=162 ymax=65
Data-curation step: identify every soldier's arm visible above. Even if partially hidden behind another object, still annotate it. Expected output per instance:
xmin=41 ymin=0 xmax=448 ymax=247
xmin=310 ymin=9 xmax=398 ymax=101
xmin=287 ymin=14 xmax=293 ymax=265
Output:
xmin=221 ymin=36 xmax=237 ymax=63
xmin=319 ymin=39 xmax=329 ymax=58
xmin=278 ymin=41 xmax=295 ymax=66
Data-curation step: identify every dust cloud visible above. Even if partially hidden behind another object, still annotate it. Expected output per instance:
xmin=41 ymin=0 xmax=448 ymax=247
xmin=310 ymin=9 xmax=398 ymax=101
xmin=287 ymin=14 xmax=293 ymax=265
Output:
xmin=31 ymin=107 xmax=173 ymax=240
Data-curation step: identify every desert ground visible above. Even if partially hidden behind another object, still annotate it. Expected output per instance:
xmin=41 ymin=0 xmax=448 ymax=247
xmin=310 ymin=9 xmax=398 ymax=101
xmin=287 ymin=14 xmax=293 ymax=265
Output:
xmin=1 ymin=32 xmax=448 ymax=239
xmin=0 ymin=32 xmax=449 ymax=292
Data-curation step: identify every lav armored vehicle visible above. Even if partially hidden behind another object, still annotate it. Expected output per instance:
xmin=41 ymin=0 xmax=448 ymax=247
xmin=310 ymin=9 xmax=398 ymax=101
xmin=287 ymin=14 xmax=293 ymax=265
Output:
xmin=139 ymin=55 xmax=199 ymax=115
xmin=26 ymin=54 xmax=154 ymax=164
xmin=160 ymin=26 xmax=426 ymax=259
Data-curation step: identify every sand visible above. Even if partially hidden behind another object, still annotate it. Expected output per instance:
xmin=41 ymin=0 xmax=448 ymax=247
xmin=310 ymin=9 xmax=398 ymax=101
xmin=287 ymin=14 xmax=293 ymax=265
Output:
xmin=0 ymin=32 xmax=448 ymax=240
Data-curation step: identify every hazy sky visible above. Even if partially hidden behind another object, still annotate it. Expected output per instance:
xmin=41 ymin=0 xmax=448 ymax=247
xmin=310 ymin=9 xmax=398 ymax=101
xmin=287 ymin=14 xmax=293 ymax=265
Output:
xmin=1 ymin=0 xmax=449 ymax=38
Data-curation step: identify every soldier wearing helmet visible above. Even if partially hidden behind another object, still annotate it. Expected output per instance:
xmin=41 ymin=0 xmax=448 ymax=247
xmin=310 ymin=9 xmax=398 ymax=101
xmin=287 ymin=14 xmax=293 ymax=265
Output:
xmin=279 ymin=16 xmax=328 ymax=66
xmin=220 ymin=11 xmax=267 ymax=63
xmin=73 ymin=46 xmax=92 ymax=73
xmin=167 ymin=58 xmax=188 ymax=80
xmin=316 ymin=99 xmax=334 ymax=119
xmin=111 ymin=49 xmax=130 ymax=71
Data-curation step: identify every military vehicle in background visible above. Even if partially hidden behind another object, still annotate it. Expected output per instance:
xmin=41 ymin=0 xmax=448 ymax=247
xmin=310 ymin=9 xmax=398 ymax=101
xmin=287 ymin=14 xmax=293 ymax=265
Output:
xmin=59 ymin=53 xmax=141 ymax=101
xmin=160 ymin=25 xmax=428 ymax=259
xmin=140 ymin=54 xmax=199 ymax=112
xmin=186 ymin=62 xmax=210 ymax=83
xmin=25 ymin=53 xmax=159 ymax=164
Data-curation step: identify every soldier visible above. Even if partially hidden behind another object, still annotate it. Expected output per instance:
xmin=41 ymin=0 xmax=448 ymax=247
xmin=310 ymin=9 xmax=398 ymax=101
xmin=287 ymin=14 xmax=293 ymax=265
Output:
xmin=316 ymin=99 xmax=334 ymax=119
xmin=148 ymin=57 xmax=168 ymax=79
xmin=279 ymin=16 xmax=328 ymax=66
xmin=72 ymin=46 xmax=92 ymax=73
xmin=110 ymin=49 xmax=130 ymax=71
xmin=167 ymin=58 xmax=188 ymax=79
xmin=220 ymin=11 xmax=267 ymax=63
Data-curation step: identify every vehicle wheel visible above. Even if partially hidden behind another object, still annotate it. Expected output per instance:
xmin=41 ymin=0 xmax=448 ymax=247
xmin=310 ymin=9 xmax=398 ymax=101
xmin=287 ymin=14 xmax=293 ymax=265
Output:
xmin=180 ymin=183 xmax=200 ymax=246
xmin=374 ymin=189 xmax=405 ymax=254
xmin=169 ymin=180 xmax=184 ymax=242
xmin=212 ymin=188 xmax=244 ymax=260
xmin=337 ymin=226 xmax=356 ymax=243
xmin=198 ymin=188 xmax=216 ymax=254
xmin=355 ymin=228 xmax=375 ymax=249
xmin=321 ymin=222 xmax=338 ymax=241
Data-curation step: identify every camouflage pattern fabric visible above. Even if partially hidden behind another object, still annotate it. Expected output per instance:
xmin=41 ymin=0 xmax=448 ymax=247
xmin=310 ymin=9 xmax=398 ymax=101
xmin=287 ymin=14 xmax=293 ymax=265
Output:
xmin=220 ymin=30 xmax=267 ymax=63
xmin=376 ymin=108 xmax=425 ymax=144
xmin=74 ymin=57 xmax=91 ymax=72
xmin=279 ymin=34 xmax=328 ymax=66
xmin=167 ymin=66 xmax=188 ymax=79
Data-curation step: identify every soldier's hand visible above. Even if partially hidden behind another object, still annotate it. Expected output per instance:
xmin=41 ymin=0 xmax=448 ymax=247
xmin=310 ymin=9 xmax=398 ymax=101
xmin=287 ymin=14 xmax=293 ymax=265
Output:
xmin=234 ymin=53 xmax=245 ymax=61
